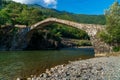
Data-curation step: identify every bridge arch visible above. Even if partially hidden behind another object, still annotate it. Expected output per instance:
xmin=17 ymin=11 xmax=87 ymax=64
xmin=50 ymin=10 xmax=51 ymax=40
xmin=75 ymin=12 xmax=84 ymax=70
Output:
xmin=30 ymin=18 xmax=104 ymax=37
xmin=26 ymin=18 xmax=111 ymax=54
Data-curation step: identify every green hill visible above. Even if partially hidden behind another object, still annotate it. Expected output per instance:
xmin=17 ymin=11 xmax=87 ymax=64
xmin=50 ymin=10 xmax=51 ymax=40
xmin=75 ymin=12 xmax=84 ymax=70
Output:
xmin=0 ymin=1 xmax=106 ymax=26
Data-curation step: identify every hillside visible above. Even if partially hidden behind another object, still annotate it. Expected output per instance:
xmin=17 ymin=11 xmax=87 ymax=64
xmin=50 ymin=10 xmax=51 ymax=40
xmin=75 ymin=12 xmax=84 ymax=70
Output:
xmin=0 ymin=1 xmax=106 ymax=26
xmin=30 ymin=4 xmax=106 ymax=24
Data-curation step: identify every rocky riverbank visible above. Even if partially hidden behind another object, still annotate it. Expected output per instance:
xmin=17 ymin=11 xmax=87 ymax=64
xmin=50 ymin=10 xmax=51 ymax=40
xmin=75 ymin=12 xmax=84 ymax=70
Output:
xmin=61 ymin=38 xmax=92 ymax=48
xmin=21 ymin=56 xmax=120 ymax=80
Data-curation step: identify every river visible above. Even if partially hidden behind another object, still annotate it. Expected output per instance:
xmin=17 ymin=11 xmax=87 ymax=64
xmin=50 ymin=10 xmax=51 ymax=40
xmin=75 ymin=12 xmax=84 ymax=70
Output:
xmin=0 ymin=48 xmax=94 ymax=80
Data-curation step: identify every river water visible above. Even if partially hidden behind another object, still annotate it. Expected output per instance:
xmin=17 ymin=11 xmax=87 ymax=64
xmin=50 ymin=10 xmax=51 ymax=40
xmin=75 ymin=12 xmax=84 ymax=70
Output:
xmin=0 ymin=48 xmax=94 ymax=80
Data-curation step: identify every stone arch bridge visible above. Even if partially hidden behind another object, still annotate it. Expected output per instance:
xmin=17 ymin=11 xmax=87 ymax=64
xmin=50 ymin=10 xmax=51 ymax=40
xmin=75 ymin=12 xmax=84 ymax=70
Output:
xmin=17 ymin=18 xmax=112 ymax=54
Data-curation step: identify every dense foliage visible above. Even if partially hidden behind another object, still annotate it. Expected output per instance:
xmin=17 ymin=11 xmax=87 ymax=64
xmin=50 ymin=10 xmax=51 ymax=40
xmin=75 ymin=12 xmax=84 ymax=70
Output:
xmin=98 ymin=1 xmax=120 ymax=52
xmin=0 ymin=1 xmax=45 ymax=25
xmin=0 ymin=0 xmax=106 ymax=26
xmin=45 ymin=24 xmax=90 ymax=40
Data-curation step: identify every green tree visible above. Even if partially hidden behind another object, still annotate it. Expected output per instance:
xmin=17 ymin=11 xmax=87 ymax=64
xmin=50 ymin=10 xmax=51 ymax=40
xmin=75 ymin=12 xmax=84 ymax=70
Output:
xmin=105 ymin=1 xmax=120 ymax=43
xmin=98 ymin=1 xmax=120 ymax=52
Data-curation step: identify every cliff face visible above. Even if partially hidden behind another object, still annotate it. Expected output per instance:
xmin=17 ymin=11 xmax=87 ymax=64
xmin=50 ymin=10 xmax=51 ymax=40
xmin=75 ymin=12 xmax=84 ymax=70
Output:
xmin=0 ymin=25 xmax=14 ymax=50
xmin=9 ymin=27 xmax=29 ymax=50
xmin=0 ymin=26 xmax=62 ymax=50
xmin=0 ymin=25 xmax=29 ymax=50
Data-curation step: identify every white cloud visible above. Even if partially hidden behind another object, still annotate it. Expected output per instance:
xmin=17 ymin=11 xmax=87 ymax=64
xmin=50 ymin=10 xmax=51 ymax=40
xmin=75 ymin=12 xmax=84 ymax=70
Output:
xmin=12 ymin=0 xmax=57 ymax=8
xmin=43 ymin=0 xmax=57 ymax=8
xmin=12 ymin=0 xmax=29 ymax=4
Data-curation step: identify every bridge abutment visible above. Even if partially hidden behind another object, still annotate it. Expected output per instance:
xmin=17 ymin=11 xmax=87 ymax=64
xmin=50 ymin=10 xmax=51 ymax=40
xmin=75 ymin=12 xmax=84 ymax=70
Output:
xmin=90 ymin=36 xmax=112 ymax=54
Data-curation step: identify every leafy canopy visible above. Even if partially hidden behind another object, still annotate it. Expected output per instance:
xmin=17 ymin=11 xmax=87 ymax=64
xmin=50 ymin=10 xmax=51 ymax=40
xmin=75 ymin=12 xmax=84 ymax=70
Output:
xmin=105 ymin=1 xmax=120 ymax=43
xmin=98 ymin=1 xmax=120 ymax=51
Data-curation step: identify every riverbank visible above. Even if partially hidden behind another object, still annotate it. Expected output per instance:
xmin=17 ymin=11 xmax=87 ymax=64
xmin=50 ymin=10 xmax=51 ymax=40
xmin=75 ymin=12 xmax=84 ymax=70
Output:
xmin=95 ymin=52 xmax=120 ymax=57
xmin=61 ymin=38 xmax=92 ymax=48
xmin=24 ymin=54 xmax=120 ymax=80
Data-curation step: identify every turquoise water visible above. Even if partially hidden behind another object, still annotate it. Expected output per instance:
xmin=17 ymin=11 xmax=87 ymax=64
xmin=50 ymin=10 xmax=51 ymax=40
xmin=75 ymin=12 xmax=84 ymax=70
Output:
xmin=0 ymin=48 xmax=94 ymax=80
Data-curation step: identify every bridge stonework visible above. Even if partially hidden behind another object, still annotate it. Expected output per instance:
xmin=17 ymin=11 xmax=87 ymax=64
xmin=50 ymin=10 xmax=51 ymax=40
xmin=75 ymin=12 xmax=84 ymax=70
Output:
xmin=29 ymin=18 xmax=112 ymax=54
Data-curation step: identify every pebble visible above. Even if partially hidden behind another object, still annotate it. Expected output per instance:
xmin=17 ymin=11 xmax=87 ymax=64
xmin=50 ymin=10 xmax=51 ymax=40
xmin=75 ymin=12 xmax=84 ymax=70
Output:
xmin=27 ymin=78 xmax=31 ymax=80
xmin=16 ymin=78 xmax=20 ymax=80
xmin=22 ymin=56 xmax=120 ymax=80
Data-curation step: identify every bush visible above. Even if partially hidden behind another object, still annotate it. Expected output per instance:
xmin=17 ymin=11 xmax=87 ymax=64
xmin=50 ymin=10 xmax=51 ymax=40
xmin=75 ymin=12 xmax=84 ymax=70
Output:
xmin=113 ymin=46 xmax=120 ymax=52
xmin=97 ymin=31 xmax=112 ymax=43
xmin=45 ymin=24 xmax=90 ymax=40
xmin=75 ymin=40 xmax=92 ymax=46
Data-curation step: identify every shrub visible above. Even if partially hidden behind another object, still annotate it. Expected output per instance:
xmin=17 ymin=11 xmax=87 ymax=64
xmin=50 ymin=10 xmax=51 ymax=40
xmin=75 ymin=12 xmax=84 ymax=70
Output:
xmin=113 ymin=46 xmax=120 ymax=52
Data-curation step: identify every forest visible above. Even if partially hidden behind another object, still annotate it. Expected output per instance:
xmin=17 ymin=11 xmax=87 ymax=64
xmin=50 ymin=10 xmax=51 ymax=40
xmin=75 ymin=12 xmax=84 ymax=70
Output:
xmin=0 ymin=0 xmax=106 ymax=26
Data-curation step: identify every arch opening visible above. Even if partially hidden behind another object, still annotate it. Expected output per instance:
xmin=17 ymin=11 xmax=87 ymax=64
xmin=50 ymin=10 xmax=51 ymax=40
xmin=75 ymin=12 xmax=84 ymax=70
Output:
xmin=26 ymin=23 xmax=93 ymax=50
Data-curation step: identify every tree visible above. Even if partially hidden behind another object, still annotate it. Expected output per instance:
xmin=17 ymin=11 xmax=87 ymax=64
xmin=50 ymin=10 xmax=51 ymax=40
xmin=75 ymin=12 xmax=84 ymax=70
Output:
xmin=105 ymin=1 xmax=120 ymax=44
xmin=98 ymin=1 xmax=120 ymax=52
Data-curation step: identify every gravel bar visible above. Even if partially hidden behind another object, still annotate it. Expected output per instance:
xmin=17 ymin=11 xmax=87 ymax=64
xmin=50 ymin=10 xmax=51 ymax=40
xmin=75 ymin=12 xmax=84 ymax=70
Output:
xmin=18 ymin=56 xmax=120 ymax=80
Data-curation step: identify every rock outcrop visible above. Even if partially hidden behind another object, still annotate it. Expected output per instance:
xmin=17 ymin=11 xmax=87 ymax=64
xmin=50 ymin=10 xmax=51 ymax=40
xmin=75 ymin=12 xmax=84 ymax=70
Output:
xmin=0 ymin=25 xmax=29 ymax=50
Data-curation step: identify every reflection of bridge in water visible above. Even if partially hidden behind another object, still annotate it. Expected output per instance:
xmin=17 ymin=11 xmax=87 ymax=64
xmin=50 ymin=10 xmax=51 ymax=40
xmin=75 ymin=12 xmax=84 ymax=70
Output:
xmin=16 ymin=18 xmax=112 ymax=54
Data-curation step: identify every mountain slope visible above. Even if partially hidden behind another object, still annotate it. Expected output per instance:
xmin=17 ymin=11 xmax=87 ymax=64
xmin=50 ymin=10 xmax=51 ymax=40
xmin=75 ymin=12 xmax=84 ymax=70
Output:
xmin=30 ymin=4 xmax=106 ymax=25
xmin=0 ymin=1 xmax=106 ymax=26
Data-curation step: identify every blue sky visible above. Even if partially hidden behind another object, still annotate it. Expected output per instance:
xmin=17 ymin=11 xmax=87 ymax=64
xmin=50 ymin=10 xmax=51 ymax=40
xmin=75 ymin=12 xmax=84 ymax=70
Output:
xmin=12 ymin=0 xmax=120 ymax=15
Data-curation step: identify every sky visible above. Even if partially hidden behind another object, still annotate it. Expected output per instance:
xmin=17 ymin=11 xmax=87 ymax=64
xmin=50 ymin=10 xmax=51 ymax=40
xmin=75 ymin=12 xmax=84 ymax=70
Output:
xmin=12 ymin=0 xmax=120 ymax=15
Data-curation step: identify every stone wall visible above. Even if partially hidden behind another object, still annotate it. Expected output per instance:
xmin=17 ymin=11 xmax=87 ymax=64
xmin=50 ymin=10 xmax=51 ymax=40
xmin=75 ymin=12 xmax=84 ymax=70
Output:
xmin=90 ymin=36 xmax=112 ymax=54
